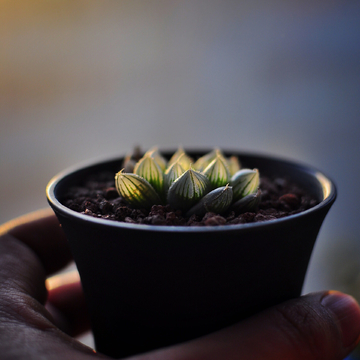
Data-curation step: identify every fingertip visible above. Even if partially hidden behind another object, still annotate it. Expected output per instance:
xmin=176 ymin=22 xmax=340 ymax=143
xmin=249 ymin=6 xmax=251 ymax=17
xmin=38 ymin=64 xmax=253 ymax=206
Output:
xmin=45 ymin=271 xmax=91 ymax=337
xmin=46 ymin=271 xmax=84 ymax=312
xmin=46 ymin=270 xmax=81 ymax=292
xmin=321 ymin=291 xmax=360 ymax=348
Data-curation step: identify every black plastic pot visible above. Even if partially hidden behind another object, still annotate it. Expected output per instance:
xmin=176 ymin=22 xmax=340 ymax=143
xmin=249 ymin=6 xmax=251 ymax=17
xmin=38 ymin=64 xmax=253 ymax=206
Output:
xmin=46 ymin=150 xmax=336 ymax=358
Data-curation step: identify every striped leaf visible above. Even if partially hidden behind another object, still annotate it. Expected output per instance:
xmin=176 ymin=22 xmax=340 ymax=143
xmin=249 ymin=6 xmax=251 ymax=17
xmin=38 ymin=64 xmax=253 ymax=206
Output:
xmin=227 ymin=155 xmax=241 ymax=176
xmin=230 ymin=168 xmax=260 ymax=202
xmin=164 ymin=161 xmax=186 ymax=192
xmin=168 ymin=147 xmax=193 ymax=170
xmin=203 ymin=154 xmax=230 ymax=189
xmin=134 ymin=155 xmax=164 ymax=195
xmin=115 ymin=170 xmax=162 ymax=209
xmin=186 ymin=185 xmax=233 ymax=217
xmin=193 ymin=148 xmax=223 ymax=172
xmin=167 ymin=168 xmax=210 ymax=212
xmin=232 ymin=188 xmax=262 ymax=213
xmin=145 ymin=146 xmax=167 ymax=172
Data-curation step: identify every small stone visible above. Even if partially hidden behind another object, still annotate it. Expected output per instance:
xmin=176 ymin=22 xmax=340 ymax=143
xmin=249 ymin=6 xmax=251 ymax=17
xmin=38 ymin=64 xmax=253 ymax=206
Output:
xmin=254 ymin=213 xmax=277 ymax=222
xmin=99 ymin=200 xmax=113 ymax=215
xmin=229 ymin=216 xmax=247 ymax=224
xmin=279 ymin=193 xmax=300 ymax=208
xmin=202 ymin=212 xmax=217 ymax=221
xmin=204 ymin=215 xmax=226 ymax=226
xmin=149 ymin=205 xmax=166 ymax=217
xmin=105 ymin=187 xmax=119 ymax=200
xmin=225 ymin=211 xmax=236 ymax=221
xmin=115 ymin=206 xmax=132 ymax=220
xmin=149 ymin=215 xmax=166 ymax=225
xmin=84 ymin=201 xmax=98 ymax=213
xmin=241 ymin=212 xmax=256 ymax=222
xmin=166 ymin=212 xmax=176 ymax=221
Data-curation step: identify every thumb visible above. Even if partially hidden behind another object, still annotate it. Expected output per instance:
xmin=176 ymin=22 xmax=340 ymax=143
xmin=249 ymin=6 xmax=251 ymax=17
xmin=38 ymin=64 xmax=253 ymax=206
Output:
xmin=138 ymin=291 xmax=360 ymax=360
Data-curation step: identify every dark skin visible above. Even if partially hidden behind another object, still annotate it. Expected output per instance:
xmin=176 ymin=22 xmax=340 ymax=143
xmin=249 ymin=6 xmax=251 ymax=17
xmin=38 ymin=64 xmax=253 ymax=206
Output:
xmin=1 ymin=209 xmax=360 ymax=359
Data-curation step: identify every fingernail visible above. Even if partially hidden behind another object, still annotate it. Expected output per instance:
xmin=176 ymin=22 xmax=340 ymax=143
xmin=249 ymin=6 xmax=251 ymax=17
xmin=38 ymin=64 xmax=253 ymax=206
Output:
xmin=321 ymin=291 xmax=360 ymax=348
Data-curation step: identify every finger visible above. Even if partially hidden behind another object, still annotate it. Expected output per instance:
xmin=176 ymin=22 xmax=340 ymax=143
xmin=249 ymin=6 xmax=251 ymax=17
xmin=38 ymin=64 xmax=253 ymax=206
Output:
xmin=0 ymin=209 xmax=72 ymax=275
xmin=0 ymin=212 xmax=108 ymax=359
xmin=46 ymin=271 xmax=91 ymax=337
xmin=136 ymin=291 xmax=360 ymax=360
xmin=0 ymin=213 xmax=90 ymax=336
xmin=0 ymin=209 xmax=71 ymax=302
xmin=0 ymin=231 xmax=48 ymax=304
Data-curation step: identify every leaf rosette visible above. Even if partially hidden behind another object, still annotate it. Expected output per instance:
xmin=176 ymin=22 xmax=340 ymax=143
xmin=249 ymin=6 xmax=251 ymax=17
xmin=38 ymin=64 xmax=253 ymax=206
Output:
xmin=115 ymin=147 xmax=261 ymax=216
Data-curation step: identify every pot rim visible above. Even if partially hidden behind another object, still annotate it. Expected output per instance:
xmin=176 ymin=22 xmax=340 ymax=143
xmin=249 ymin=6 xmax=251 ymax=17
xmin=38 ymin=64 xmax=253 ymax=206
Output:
xmin=46 ymin=150 xmax=337 ymax=233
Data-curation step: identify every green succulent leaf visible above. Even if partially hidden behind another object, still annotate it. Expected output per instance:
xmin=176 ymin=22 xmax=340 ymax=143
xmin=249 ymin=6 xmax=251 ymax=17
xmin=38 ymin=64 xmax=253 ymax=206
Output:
xmin=164 ymin=160 xmax=186 ymax=192
xmin=168 ymin=147 xmax=193 ymax=170
xmin=232 ymin=188 xmax=262 ymax=213
xmin=134 ymin=154 xmax=164 ymax=195
xmin=230 ymin=168 xmax=260 ymax=201
xmin=193 ymin=148 xmax=222 ymax=171
xmin=203 ymin=154 xmax=230 ymax=189
xmin=186 ymin=184 xmax=233 ymax=217
xmin=227 ymin=155 xmax=241 ymax=176
xmin=115 ymin=170 xmax=162 ymax=209
xmin=145 ymin=146 xmax=167 ymax=171
xmin=167 ymin=168 xmax=210 ymax=212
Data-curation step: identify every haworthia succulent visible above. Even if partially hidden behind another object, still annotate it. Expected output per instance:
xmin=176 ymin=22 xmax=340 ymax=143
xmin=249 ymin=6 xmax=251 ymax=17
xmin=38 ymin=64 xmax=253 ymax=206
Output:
xmin=227 ymin=155 xmax=241 ymax=176
xmin=145 ymin=147 xmax=167 ymax=172
xmin=115 ymin=147 xmax=260 ymax=216
xmin=186 ymin=185 xmax=233 ymax=217
xmin=230 ymin=168 xmax=260 ymax=202
xmin=167 ymin=168 xmax=210 ymax=212
xmin=167 ymin=147 xmax=193 ymax=170
xmin=193 ymin=149 xmax=221 ymax=172
xmin=134 ymin=155 xmax=164 ymax=195
xmin=164 ymin=160 xmax=185 ymax=191
xmin=232 ymin=188 xmax=262 ymax=213
xmin=203 ymin=154 xmax=230 ymax=189
xmin=115 ymin=170 xmax=162 ymax=209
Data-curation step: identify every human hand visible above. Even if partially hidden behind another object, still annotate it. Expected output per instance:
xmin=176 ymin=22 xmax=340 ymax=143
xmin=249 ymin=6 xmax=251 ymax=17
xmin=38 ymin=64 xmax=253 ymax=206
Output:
xmin=1 ymin=209 xmax=360 ymax=360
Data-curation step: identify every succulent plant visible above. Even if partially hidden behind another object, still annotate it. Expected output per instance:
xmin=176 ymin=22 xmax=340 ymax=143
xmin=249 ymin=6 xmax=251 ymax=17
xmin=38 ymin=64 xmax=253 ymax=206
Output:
xmin=115 ymin=147 xmax=261 ymax=217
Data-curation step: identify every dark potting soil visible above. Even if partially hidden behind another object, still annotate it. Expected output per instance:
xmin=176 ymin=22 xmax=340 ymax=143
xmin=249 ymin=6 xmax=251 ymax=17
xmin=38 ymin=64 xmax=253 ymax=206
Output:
xmin=61 ymin=171 xmax=319 ymax=226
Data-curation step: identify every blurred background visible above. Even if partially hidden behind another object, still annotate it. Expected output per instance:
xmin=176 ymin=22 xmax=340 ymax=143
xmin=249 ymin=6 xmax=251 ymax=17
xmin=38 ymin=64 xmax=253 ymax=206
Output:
xmin=1 ymin=0 xmax=360 ymax=357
